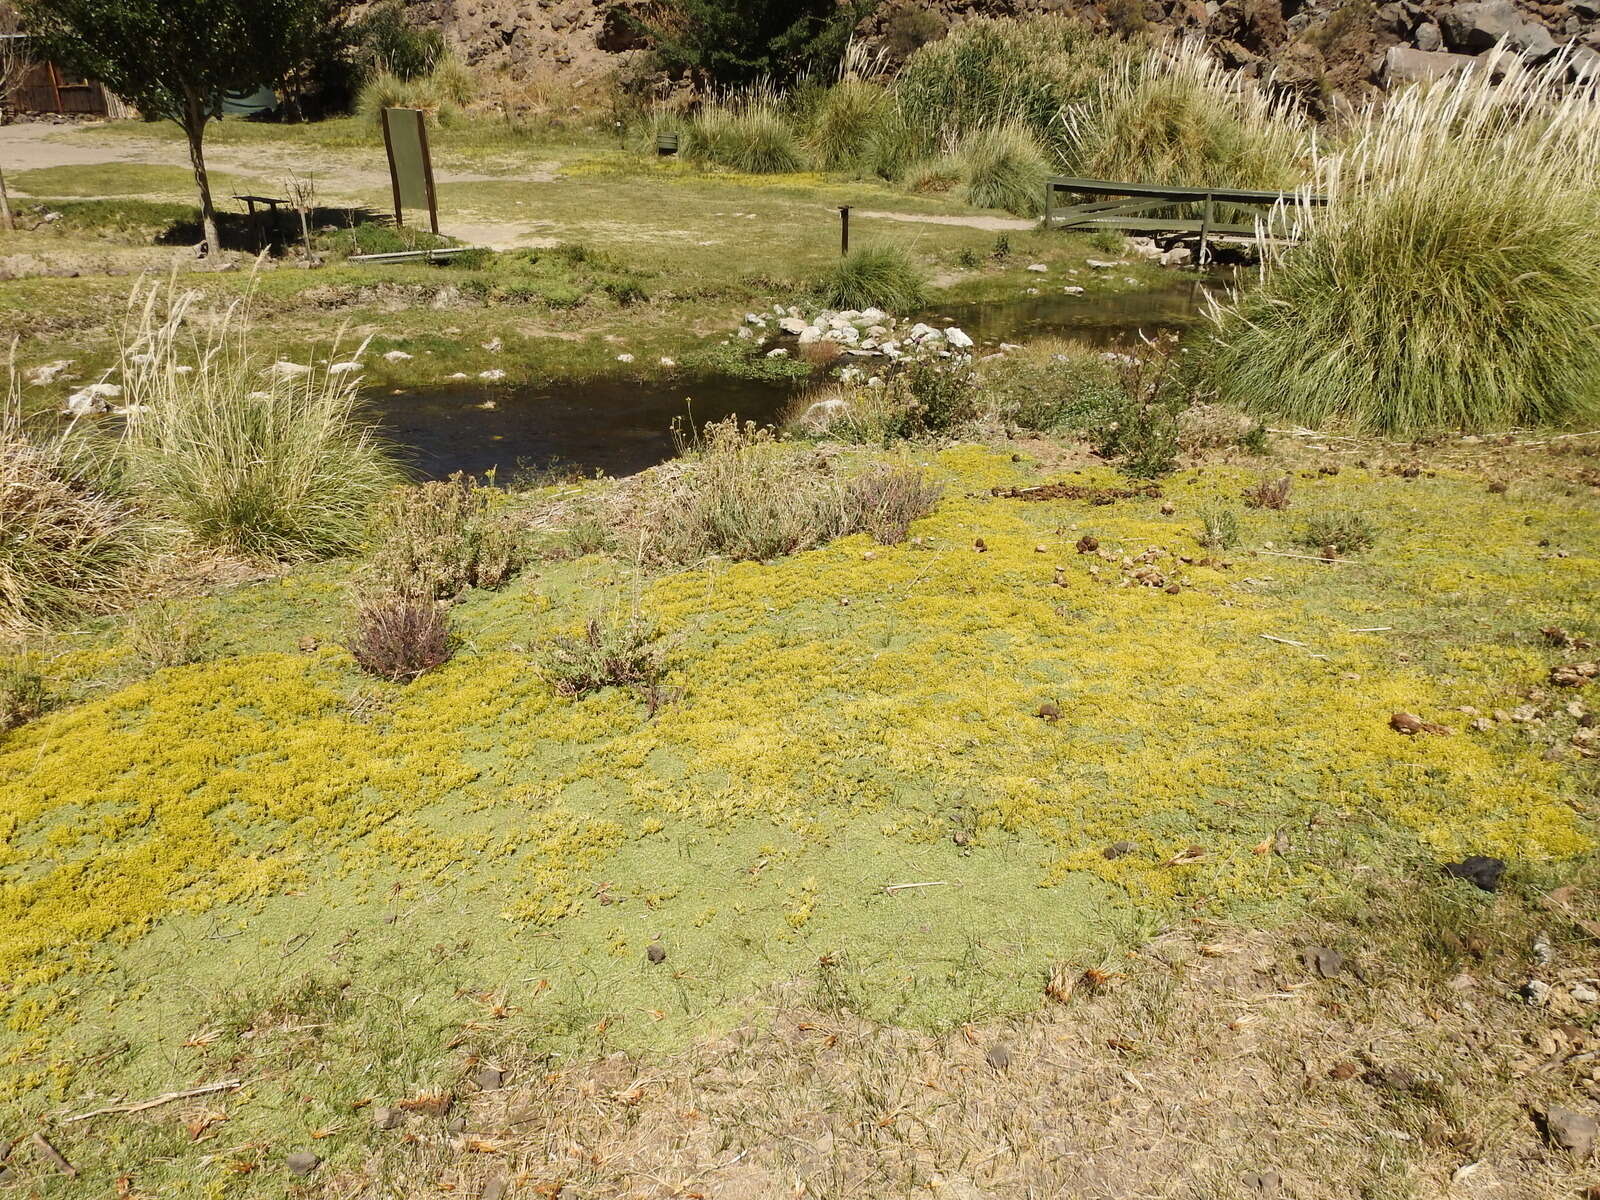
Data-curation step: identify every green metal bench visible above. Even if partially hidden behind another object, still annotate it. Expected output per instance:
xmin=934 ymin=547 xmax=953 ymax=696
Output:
xmin=1043 ymin=177 xmax=1328 ymax=261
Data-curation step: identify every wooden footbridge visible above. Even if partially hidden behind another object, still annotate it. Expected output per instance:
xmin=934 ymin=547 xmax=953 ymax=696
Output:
xmin=1043 ymin=176 xmax=1328 ymax=259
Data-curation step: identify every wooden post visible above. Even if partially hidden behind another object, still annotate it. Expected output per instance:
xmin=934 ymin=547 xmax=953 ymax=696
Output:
xmin=418 ymin=112 xmax=440 ymax=236
xmin=1198 ymin=192 xmax=1214 ymax=266
xmin=839 ymin=205 xmax=850 ymax=256
xmin=1043 ymin=179 xmax=1052 ymax=231
xmin=380 ymin=107 xmax=404 ymax=228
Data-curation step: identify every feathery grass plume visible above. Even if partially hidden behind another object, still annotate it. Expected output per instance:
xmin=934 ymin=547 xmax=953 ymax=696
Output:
xmin=684 ymin=102 xmax=807 ymax=174
xmin=356 ymin=54 xmax=476 ymax=127
xmin=1060 ymin=38 xmax=1309 ymax=188
xmin=895 ymin=15 xmax=1135 ymax=160
xmin=952 ymin=122 xmax=1051 ymax=215
xmin=1205 ymin=49 xmax=1600 ymax=433
xmin=808 ymin=78 xmax=890 ymax=171
xmin=1 ymin=348 xmax=144 ymax=633
xmin=812 ymin=245 xmax=928 ymax=311
xmin=116 ymin=281 xmax=400 ymax=559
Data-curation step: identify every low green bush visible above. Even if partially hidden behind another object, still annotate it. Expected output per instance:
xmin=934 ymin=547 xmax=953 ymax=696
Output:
xmin=1206 ymin=54 xmax=1600 ymax=433
xmin=952 ymin=122 xmax=1051 ymax=216
xmin=1299 ymin=510 xmax=1377 ymax=556
xmin=117 ymin=284 xmax=400 ymax=559
xmin=684 ymin=105 xmax=806 ymax=174
xmin=368 ymin=473 xmax=524 ymax=601
xmin=0 ymin=656 xmax=48 ymax=732
xmin=812 ymin=245 xmax=928 ymax=313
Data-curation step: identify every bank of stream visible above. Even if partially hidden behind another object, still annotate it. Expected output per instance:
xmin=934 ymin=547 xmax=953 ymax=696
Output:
xmin=373 ymin=277 xmax=1230 ymax=480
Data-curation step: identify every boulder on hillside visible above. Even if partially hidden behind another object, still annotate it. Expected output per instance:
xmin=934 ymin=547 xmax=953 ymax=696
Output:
xmin=1381 ymin=44 xmax=1479 ymax=85
xmin=1441 ymin=0 xmax=1557 ymax=55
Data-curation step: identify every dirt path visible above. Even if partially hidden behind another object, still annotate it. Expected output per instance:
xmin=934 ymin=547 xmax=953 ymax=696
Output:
xmin=856 ymin=208 xmax=1037 ymax=232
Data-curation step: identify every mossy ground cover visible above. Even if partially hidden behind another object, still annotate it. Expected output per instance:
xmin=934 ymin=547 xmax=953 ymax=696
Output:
xmin=2 ymin=438 xmax=1596 ymax=1195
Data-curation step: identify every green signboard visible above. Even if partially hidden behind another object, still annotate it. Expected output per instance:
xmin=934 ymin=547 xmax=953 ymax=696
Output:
xmin=380 ymin=107 xmax=439 ymax=233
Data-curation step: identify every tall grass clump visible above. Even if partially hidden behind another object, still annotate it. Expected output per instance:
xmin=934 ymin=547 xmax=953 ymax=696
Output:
xmin=951 ymin=122 xmax=1051 ymax=216
xmin=1206 ymin=52 xmax=1600 ymax=433
xmin=1 ymin=355 xmax=143 ymax=633
xmin=356 ymin=54 xmax=477 ymax=127
xmin=116 ymin=284 xmax=400 ymax=559
xmin=808 ymin=79 xmax=891 ymax=171
xmin=684 ymin=104 xmax=806 ymax=174
xmin=895 ymin=16 xmax=1134 ymax=160
xmin=1060 ymin=39 xmax=1308 ymax=189
xmin=812 ymin=245 xmax=928 ymax=312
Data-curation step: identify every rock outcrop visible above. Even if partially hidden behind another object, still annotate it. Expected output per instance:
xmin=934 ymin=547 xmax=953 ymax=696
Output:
xmin=382 ymin=0 xmax=1600 ymax=110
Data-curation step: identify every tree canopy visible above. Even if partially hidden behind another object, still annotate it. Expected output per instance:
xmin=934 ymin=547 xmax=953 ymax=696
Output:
xmin=627 ymin=0 xmax=877 ymax=87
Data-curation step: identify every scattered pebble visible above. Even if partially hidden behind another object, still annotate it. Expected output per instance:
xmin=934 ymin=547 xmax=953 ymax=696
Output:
xmin=1026 ymin=263 xmax=1048 ymax=273
xmin=1574 ymin=984 xmax=1599 ymax=1004
xmin=1542 ymin=1106 xmax=1598 ymax=1158
xmin=472 ymin=1066 xmax=506 ymax=1090
xmin=1444 ymin=856 xmax=1506 ymax=892
xmin=1524 ymin=978 xmax=1553 ymax=1007
xmin=1103 ymin=840 xmax=1136 ymax=860
xmin=646 ymin=942 xmax=667 ymax=964
xmin=478 ymin=369 xmax=507 ymax=381
xmin=1037 ymin=702 xmax=1061 ymax=722
xmin=372 ymin=1105 xmax=404 ymax=1130
xmin=984 ymin=1043 xmax=1011 ymax=1071
xmin=286 ymin=1150 xmax=322 ymax=1177
xmin=1302 ymin=946 xmax=1345 ymax=980
xmin=616 ymin=353 xmax=635 ymax=364
xmin=382 ymin=350 xmax=413 ymax=362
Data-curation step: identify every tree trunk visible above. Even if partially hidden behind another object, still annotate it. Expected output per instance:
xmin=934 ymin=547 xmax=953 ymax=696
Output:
xmin=181 ymin=87 xmax=219 ymax=257
xmin=0 ymin=161 xmax=13 ymax=233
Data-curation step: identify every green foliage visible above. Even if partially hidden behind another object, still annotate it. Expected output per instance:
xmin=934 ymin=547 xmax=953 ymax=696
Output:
xmin=976 ymin=345 xmax=1124 ymax=433
xmin=621 ymin=418 xmax=940 ymax=566
xmin=683 ymin=104 xmax=806 ymax=174
xmin=627 ymin=0 xmax=874 ymax=87
xmin=1299 ymin=510 xmax=1377 ymax=556
xmin=368 ymin=474 xmax=524 ymax=601
xmin=903 ymin=356 xmax=979 ymax=431
xmin=1 ymin=382 xmax=142 ymax=634
xmin=117 ymin=284 xmax=399 ymax=559
xmin=811 ymin=245 xmax=928 ymax=313
xmin=541 ymin=612 xmax=675 ymax=707
xmin=1061 ymin=40 xmax=1307 ymax=189
xmin=896 ymin=15 xmax=1131 ymax=160
xmin=0 ymin=656 xmax=48 ymax=732
xmin=1088 ymin=345 xmax=1194 ymax=479
xmin=355 ymin=54 xmax=477 ymax=127
xmin=127 ymin=600 xmax=209 ymax=670
xmin=952 ymin=122 xmax=1050 ymax=216
xmin=1208 ymin=54 xmax=1600 ymax=433
xmin=353 ymin=0 xmax=443 ymax=80
xmin=807 ymin=79 xmax=889 ymax=172
xmin=1197 ymin=503 xmax=1240 ymax=550
xmin=883 ymin=4 xmax=948 ymax=57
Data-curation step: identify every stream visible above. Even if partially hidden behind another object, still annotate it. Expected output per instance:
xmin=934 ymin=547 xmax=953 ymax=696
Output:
xmin=372 ymin=278 xmax=1230 ymax=480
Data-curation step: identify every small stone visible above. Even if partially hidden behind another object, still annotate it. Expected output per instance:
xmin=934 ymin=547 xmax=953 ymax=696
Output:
xmin=1524 ymin=978 xmax=1553 ymax=1007
xmin=372 ymin=1105 xmax=404 ymax=1130
xmin=1103 ymin=840 xmax=1137 ymax=860
xmin=985 ymin=1043 xmax=1010 ymax=1070
xmin=1303 ymin=946 xmax=1345 ymax=979
xmin=646 ymin=942 xmax=667 ymax=964
xmin=1076 ymin=535 xmax=1099 ymax=554
xmin=1444 ymin=856 xmax=1506 ymax=892
xmin=1165 ymin=583 xmax=1182 ymax=595
xmin=287 ymin=1150 xmax=322 ymax=1177
xmin=473 ymin=1065 xmax=506 ymax=1090
xmin=1036 ymin=702 xmax=1061 ymax=722
xmin=1542 ymin=1106 xmax=1598 ymax=1157
xmin=1159 ymin=501 xmax=1176 ymax=515
xmin=482 ymin=1176 xmax=510 ymax=1200
xmin=973 ymin=538 xmax=988 ymax=552
xmin=1034 ymin=544 xmax=1048 ymax=554
xmin=448 ymin=1115 xmax=468 ymax=1133
xmin=1574 ymin=985 xmax=1599 ymax=1004
xmin=1242 ymin=1169 xmax=1282 ymax=1195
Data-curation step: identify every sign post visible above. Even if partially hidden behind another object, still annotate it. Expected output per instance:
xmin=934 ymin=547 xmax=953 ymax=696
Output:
xmin=380 ymin=107 xmax=440 ymax=235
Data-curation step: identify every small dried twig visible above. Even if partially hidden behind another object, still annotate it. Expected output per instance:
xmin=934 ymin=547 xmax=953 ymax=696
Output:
xmin=1259 ymin=634 xmax=1308 ymax=648
xmin=29 ymin=1133 xmax=77 ymax=1176
xmin=65 ymin=1080 xmax=243 ymax=1124
xmin=1256 ymin=549 xmax=1355 ymax=564
xmin=883 ymin=881 xmax=952 ymax=894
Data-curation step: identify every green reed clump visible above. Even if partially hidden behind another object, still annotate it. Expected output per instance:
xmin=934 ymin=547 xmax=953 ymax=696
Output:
xmin=812 ymin=245 xmax=928 ymax=312
xmin=684 ymin=105 xmax=806 ymax=174
xmin=808 ymin=79 xmax=890 ymax=171
xmin=952 ymin=122 xmax=1051 ymax=216
xmin=117 ymin=283 xmax=399 ymax=559
xmin=1206 ymin=52 xmax=1600 ymax=433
